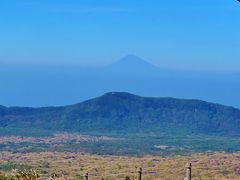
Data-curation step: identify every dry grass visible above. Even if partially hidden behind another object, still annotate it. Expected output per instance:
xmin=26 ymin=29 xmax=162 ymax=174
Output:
xmin=1 ymin=152 xmax=240 ymax=179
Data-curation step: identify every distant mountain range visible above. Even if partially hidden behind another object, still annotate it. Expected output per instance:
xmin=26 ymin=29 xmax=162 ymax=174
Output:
xmin=0 ymin=55 xmax=240 ymax=108
xmin=1 ymin=92 xmax=240 ymax=137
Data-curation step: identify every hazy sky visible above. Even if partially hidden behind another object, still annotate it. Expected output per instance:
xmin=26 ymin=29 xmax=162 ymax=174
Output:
xmin=0 ymin=0 xmax=240 ymax=71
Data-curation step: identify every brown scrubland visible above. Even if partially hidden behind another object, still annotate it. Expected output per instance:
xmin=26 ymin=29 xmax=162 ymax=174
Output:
xmin=1 ymin=151 xmax=240 ymax=179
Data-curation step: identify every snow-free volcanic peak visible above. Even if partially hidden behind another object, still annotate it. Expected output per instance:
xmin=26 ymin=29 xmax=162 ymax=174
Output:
xmin=111 ymin=54 xmax=157 ymax=69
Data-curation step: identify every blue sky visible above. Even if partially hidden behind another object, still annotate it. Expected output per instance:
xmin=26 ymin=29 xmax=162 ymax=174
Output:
xmin=0 ymin=0 xmax=240 ymax=71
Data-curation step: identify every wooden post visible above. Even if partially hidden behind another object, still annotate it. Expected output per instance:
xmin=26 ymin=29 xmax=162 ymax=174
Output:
xmin=138 ymin=167 xmax=142 ymax=180
xmin=84 ymin=173 xmax=88 ymax=180
xmin=185 ymin=163 xmax=192 ymax=180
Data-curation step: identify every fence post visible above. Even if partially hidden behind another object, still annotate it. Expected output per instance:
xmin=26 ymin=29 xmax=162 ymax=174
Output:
xmin=138 ymin=167 xmax=142 ymax=180
xmin=185 ymin=163 xmax=192 ymax=180
xmin=84 ymin=173 xmax=88 ymax=180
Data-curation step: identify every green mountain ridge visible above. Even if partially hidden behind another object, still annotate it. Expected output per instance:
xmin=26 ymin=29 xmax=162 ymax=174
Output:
xmin=1 ymin=92 xmax=240 ymax=136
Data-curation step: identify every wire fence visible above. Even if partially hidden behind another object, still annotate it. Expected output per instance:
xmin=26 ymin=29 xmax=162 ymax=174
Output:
xmin=83 ymin=163 xmax=192 ymax=180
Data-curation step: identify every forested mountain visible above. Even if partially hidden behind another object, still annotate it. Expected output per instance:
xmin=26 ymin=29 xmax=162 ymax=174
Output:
xmin=1 ymin=92 xmax=240 ymax=136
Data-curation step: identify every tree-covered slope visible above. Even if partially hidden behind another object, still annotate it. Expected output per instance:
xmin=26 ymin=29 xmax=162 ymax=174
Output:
xmin=1 ymin=92 xmax=240 ymax=136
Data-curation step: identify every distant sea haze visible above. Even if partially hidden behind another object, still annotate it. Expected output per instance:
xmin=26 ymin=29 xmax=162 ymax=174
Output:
xmin=0 ymin=55 xmax=239 ymax=108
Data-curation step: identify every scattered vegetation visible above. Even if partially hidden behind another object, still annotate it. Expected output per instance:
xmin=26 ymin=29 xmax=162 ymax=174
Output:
xmin=0 ymin=151 xmax=240 ymax=179
xmin=0 ymin=163 xmax=32 ymax=172
xmin=2 ymin=133 xmax=240 ymax=156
